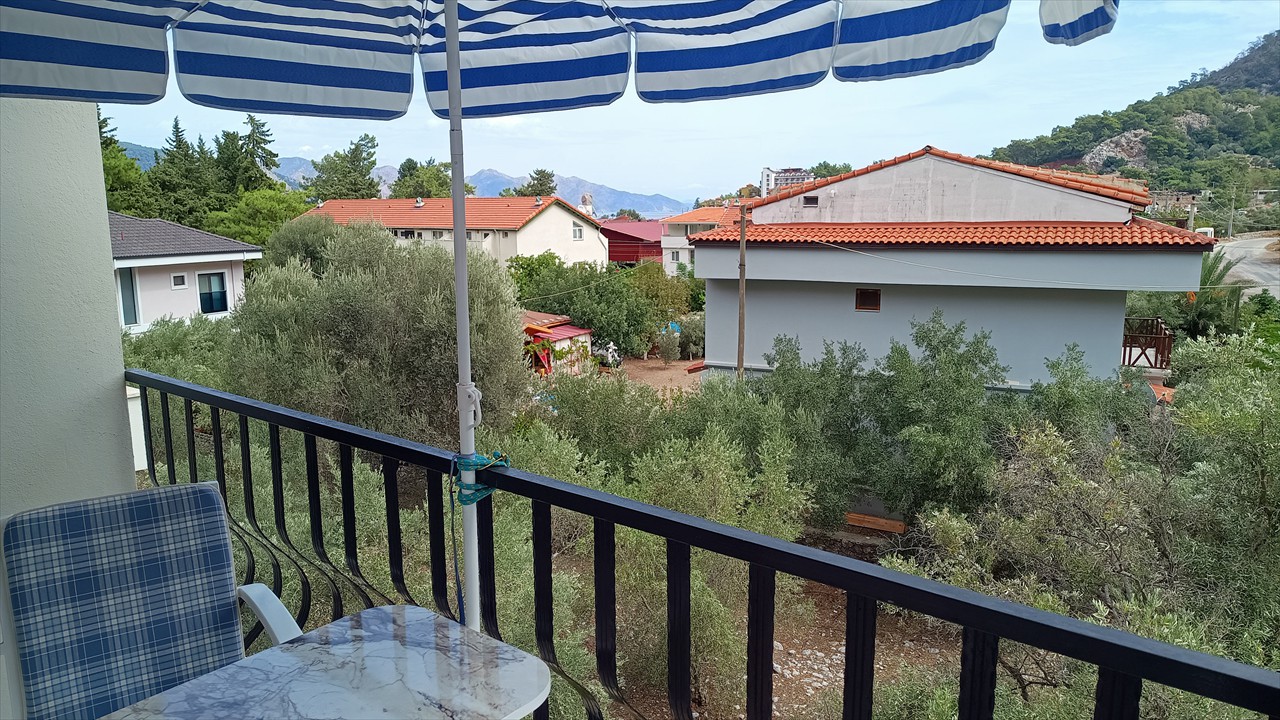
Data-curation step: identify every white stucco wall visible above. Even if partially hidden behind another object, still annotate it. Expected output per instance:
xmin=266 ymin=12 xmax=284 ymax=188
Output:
xmin=751 ymin=155 xmax=1133 ymax=225
xmin=661 ymin=221 xmax=714 ymax=274
xmin=119 ymin=259 xmax=247 ymax=330
xmin=514 ymin=205 xmax=607 ymax=265
xmin=704 ymin=279 xmax=1128 ymax=387
xmin=1 ymin=98 xmax=137 ymax=717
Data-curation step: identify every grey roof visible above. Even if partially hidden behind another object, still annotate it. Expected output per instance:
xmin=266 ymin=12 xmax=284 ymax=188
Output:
xmin=108 ymin=212 xmax=261 ymax=260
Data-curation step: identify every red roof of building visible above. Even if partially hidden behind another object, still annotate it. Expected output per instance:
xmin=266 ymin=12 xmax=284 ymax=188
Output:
xmin=601 ymin=220 xmax=662 ymax=243
xmin=690 ymin=217 xmax=1213 ymax=249
xmin=661 ymin=206 xmax=736 ymax=224
xmin=540 ymin=324 xmax=592 ymax=342
xmin=520 ymin=310 xmax=571 ymax=329
xmin=746 ymin=146 xmax=1151 ymax=209
xmin=304 ymin=196 xmax=600 ymax=230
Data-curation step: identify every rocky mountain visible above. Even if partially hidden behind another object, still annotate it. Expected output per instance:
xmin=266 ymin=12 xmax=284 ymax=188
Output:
xmin=120 ymin=141 xmax=687 ymax=215
xmin=120 ymin=141 xmax=162 ymax=171
xmin=274 ymin=156 xmax=316 ymax=189
xmin=465 ymin=168 xmax=687 ymax=218
xmin=1186 ymin=31 xmax=1279 ymax=95
xmin=987 ymin=32 xmax=1280 ymax=191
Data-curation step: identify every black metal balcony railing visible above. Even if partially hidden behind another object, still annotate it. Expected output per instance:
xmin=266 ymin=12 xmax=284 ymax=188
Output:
xmin=125 ymin=369 xmax=1280 ymax=720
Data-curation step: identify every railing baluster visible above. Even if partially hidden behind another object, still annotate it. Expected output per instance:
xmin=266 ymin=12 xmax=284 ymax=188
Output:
xmin=138 ymin=386 xmax=157 ymax=486
xmin=667 ymin=539 xmax=694 ymax=720
xmin=1093 ymin=668 xmax=1142 ymax=720
xmin=160 ymin=392 xmax=176 ymax=485
xmin=425 ymin=469 xmax=455 ymax=619
xmin=843 ymin=594 xmax=876 ymax=720
xmin=239 ymin=415 xmax=282 ymax=602
xmin=531 ymin=499 xmax=556 ymax=720
xmin=476 ymin=495 xmax=501 ymax=639
xmin=531 ymin=499 xmax=604 ymax=720
xmin=269 ymin=424 xmax=290 ymax=542
xmin=958 ymin=627 xmax=999 ymax=720
xmin=183 ymin=398 xmax=198 ymax=483
xmin=746 ymin=564 xmax=776 ymax=720
xmin=532 ymin=500 xmax=557 ymax=663
xmin=211 ymin=407 xmax=227 ymax=501
xmin=304 ymin=434 xmax=345 ymax=622
xmin=382 ymin=457 xmax=416 ymax=604
xmin=594 ymin=519 xmax=624 ymax=703
xmin=337 ymin=445 xmax=390 ymax=606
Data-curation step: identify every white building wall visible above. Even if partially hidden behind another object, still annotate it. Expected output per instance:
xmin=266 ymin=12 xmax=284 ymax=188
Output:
xmin=1 ymin=98 xmax=137 ymax=717
xmin=704 ymin=279 xmax=1127 ymax=387
xmin=751 ymin=155 xmax=1133 ymax=225
xmin=514 ymin=205 xmax=606 ymax=265
xmin=661 ymin=222 xmax=715 ymax=274
xmin=120 ymin=259 xmax=247 ymax=330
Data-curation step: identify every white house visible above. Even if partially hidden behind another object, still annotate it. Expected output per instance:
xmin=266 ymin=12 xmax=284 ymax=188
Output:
xmin=659 ymin=204 xmax=740 ymax=274
xmin=691 ymin=146 xmax=1214 ymax=387
xmin=305 ymin=196 xmax=607 ymax=266
xmin=110 ymin=212 xmax=262 ymax=333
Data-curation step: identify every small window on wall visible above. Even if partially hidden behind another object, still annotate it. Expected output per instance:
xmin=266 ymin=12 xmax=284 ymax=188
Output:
xmin=572 ymin=222 xmax=584 ymax=240
xmin=432 ymin=230 xmax=445 ymax=240
xmin=855 ymin=288 xmax=881 ymax=312
xmin=170 ymin=273 xmax=188 ymax=289
xmin=671 ymin=251 xmax=680 ymax=262
xmin=802 ymin=195 xmax=819 ymax=207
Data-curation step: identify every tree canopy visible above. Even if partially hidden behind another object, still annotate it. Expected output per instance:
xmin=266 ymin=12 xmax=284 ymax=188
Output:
xmin=388 ymin=157 xmax=474 ymax=198
xmin=309 ymin=134 xmax=380 ymax=200
xmin=809 ymin=161 xmax=853 ymax=178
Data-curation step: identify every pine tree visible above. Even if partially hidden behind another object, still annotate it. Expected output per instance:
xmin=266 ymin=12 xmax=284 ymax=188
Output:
xmin=388 ymin=157 xmax=474 ymax=199
xmin=148 ymin=119 xmax=219 ymax=227
xmin=309 ymin=134 xmax=380 ymax=200
xmin=515 ymin=168 xmax=557 ymax=196
xmin=242 ymin=114 xmax=279 ymax=180
xmin=98 ymin=106 xmax=156 ymax=216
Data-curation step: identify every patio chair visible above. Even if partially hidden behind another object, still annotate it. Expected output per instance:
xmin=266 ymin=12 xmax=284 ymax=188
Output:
xmin=0 ymin=483 xmax=302 ymax=720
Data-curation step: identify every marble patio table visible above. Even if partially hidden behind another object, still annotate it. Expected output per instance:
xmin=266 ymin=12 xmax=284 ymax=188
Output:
xmin=103 ymin=605 xmax=551 ymax=720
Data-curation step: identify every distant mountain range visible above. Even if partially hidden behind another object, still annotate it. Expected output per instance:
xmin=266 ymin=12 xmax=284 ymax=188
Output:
xmin=119 ymin=142 xmax=689 ymax=218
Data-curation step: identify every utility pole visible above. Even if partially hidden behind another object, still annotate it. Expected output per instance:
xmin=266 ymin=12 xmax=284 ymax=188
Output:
xmin=736 ymin=200 xmax=747 ymax=380
xmin=1226 ymin=185 xmax=1236 ymax=239
xmin=1187 ymin=197 xmax=1197 ymax=229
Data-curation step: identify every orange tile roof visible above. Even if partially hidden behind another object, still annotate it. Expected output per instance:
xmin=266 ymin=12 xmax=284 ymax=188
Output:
xmin=746 ymin=146 xmax=1151 ymax=209
xmin=690 ymin=217 xmax=1214 ymax=249
xmin=304 ymin=196 xmax=599 ymax=231
xmin=661 ymin=204 xmax=752 ymax=229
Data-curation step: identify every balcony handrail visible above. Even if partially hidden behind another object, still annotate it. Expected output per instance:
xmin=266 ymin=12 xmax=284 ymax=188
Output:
xmin=124 ymin=369 xmax=1280 ymax=717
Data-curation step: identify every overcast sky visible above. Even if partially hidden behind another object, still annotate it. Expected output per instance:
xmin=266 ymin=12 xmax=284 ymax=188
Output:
xmin=106 ymin=1 xmax=1279 ymax=202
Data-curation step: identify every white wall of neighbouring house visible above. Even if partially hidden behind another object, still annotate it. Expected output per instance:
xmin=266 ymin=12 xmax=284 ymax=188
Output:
xmin=751 ymin=155 xmax=1135 ymax=225
xmin=703 ymin=279 xmax=1127 ymax=387
xmin=1 ymin=97 xmax=137 ymax=718
xmin=514 ymin=205 xmax=607 ymax=265
xmin=119 ymin=259 xmax=247 ymax=330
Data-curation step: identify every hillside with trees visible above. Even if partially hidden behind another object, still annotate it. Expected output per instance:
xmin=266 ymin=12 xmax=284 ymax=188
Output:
xmin=987 ymin=32 xmax=1280 ymax=236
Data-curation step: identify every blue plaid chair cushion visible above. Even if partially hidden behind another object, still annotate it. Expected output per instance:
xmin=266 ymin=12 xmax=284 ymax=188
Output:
xmin=3 ymin=484 xmax=244 ymax=720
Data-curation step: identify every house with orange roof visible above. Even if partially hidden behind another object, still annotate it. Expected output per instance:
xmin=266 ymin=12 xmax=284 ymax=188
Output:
xmin=659 ymin=203 xmax=744 ymax=275
xmin=305 ymin=196 xmax=607 ymax=266
xmin=690 ymin=146 xmax=1213 ymax=386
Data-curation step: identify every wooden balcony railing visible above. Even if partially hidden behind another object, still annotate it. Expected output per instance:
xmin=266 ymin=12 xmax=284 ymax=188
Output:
xmin=126 ymin=369 xmax=1279 ymax=720
xmin=1122 ymin=317 xmax=1174 ymax=370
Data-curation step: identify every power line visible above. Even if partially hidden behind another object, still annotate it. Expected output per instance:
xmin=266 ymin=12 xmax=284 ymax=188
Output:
xmin=809 ymin=240 xmax=1270 ymax=291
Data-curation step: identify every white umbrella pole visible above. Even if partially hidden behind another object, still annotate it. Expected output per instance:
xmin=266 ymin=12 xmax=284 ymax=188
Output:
xmin=445 ymin=0 xmax=481 ymax=631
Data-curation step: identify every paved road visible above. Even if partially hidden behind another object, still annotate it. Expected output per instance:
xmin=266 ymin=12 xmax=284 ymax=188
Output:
xmin=1218 ymin=233 xmax=1279 ymax=297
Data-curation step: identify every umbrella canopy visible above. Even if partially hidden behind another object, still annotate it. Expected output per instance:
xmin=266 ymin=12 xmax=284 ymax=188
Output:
xmin=1 ymin=0 xmax=1118 ymax=118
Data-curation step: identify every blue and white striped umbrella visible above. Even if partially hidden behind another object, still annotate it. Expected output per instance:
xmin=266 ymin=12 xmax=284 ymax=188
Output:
xmin=1 ymin=0 xmax=1119 ymax=120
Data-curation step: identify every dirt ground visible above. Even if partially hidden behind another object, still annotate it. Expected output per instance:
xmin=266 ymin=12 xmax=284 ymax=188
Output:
xmin=1219 ymin=231 xmax=1280 ymax=298
xmin=619 ymin=357 xmax=703 ymax=393
xmin=614 ymin=580 xmax=961 ymax=720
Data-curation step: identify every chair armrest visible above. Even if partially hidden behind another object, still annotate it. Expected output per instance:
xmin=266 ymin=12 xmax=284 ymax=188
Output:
xmin=237 ymin=584 xmax=303 ymax=645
